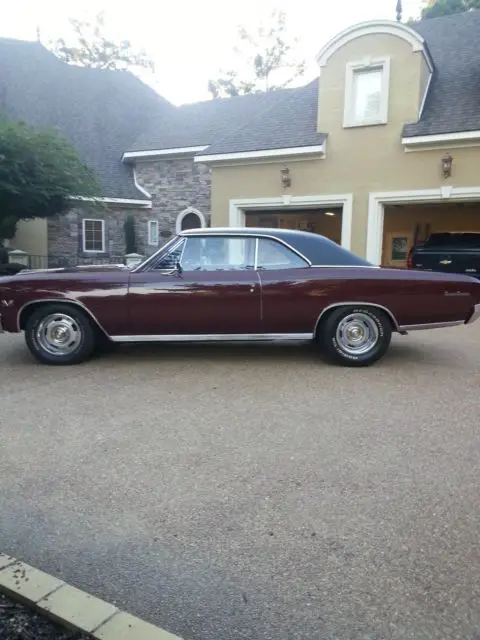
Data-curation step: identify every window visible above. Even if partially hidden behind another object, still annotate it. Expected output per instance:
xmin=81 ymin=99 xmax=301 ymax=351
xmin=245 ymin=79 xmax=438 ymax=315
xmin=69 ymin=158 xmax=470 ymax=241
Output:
xmin=176 ymin=207 xmax=206 ymax=233
xmin=344 ymin=58 xmax=390 ymax=127
xmin=256 ymin=239 xmax=309 ymax=270
xmin=154 ymin=239 xmax=186 ymax=270
xmin=181 ymin=237 xmax=254 ymax=271
xmin=82 ymin=219 xmax=105 ymax=252
xmin=148 ymin=220 xmax=159 ymax=246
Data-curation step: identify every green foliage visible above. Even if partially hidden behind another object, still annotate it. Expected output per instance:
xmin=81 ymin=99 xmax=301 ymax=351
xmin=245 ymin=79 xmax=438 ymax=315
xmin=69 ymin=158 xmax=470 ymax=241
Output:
xmin=420 ymin=0 xmax=479 ymax=18
xmin=208 ymin=10 xmax=305 ymax=99
xmin=51 ymin=11 xmax=154 ymax=72
xmin=0 ymin=116 xmax=100 ymax=240
xmin=124 ymin=215 xmax=137 ymax=254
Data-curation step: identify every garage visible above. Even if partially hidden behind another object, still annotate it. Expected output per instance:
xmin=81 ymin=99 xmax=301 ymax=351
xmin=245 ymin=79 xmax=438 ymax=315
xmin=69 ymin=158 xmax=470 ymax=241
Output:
xmin=245 ymin=207 xmax=343 ymax=244
xmin=382 ymin=202 xmax=480 ymax=267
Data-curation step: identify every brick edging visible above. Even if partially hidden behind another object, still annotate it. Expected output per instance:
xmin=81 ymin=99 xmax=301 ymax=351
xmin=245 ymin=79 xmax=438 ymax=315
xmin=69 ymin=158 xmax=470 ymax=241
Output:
xmin=0 ymin=553 xmax=182 ymax=639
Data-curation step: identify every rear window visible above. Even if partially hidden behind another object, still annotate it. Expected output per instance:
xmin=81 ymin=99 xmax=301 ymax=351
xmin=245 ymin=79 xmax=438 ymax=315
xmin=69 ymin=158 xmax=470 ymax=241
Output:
xmin=424 ymin=233 xmax=480 ymax=248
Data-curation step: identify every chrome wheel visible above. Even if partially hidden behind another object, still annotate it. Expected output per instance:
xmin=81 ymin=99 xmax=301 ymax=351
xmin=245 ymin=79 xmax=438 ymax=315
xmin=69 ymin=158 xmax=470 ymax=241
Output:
xmin=35 ymin=313 xmax=83 ymax=356
xmin=335 ymin=312 xmax=379 ymax=356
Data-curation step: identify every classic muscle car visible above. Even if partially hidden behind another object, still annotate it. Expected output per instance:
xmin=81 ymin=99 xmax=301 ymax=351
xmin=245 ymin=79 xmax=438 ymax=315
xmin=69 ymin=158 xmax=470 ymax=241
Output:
xmin=1 ymin=228 xmax=479 ymax=367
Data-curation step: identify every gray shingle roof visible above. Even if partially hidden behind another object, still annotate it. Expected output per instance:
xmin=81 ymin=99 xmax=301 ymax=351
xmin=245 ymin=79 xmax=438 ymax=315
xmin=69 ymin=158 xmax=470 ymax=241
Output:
xmin=129 ymin=87 xmax=301 ymax=152
xmin=404 ymin=10 xmax=480 ymax=137
xmin=198 ymin=79 xmax=325 ymax=156
xmin=0 ymin=38 xmax=172 ymax=199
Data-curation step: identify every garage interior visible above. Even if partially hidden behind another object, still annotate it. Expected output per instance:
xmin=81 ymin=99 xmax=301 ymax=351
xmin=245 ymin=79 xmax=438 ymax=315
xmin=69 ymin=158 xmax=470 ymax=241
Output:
xmin=245 ymin=207 xmax=343 ymax=244
xmin=382 ymin=202 xmax=480 ymax=267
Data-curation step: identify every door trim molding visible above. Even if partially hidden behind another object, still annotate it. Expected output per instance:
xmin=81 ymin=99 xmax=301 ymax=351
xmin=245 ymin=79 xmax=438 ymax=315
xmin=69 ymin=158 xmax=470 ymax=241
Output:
xmin=367 ymin=186 xmax=480 ymax=265
xmin=110 ymin=333 xmax=314 ymax=343
xmin=228 ymin=194 xmax=353 ymax=251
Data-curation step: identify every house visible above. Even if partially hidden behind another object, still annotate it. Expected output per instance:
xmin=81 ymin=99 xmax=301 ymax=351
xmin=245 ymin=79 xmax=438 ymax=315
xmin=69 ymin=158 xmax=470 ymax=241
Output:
xmin=3 ymin=10 xmax=480 ymax=268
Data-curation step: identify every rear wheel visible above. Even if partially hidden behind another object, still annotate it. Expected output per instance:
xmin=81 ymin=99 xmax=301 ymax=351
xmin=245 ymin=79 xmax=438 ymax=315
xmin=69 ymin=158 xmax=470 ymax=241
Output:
xmin=25 ymin=304 xmax=96 ymax=365
xmin=318 ymin=306 xmax=392 ymax=367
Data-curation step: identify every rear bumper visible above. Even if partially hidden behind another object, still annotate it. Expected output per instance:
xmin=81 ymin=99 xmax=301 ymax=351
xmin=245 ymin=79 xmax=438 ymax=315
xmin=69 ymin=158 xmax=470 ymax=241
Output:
xmin=466 ymin=303 xmax=480 ymax=325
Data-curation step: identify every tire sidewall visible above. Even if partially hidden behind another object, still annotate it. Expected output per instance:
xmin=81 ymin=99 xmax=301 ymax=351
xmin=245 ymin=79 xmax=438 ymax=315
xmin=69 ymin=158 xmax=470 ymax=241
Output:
xmin=323 ymin=306 xmax=391 ymax=366
xmin=25 ymin=304 xmax=95 ymax=365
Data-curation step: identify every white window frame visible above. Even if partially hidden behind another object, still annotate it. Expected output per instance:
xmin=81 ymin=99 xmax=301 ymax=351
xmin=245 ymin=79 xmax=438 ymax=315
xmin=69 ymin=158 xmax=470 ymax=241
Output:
xmin=343 ymin=57 xmax=390 ymax=128
xmin=176 ymin=207 xmax=206 ymax=234
xmin=82 ymin=218 xmax=105 ymax=253
xmin=148 ymin=220 xmax=159 ymax=246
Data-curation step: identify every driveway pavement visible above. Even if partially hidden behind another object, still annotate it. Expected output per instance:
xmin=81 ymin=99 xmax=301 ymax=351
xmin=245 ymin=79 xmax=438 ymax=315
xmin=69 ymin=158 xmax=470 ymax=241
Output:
xmin=1 ymin=326 xmax=480 ymax=640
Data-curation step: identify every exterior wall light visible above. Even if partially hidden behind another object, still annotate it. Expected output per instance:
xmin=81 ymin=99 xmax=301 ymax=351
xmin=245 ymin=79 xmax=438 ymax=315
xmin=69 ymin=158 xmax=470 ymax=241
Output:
xmin=280 ymin=167 xmax=291 ymax=188
xmin=442 ymin=152 xmax=453 ymax=179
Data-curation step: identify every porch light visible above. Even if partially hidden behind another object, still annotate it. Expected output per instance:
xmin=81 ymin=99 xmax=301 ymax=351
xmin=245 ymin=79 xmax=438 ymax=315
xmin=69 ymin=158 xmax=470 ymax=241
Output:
xmin=442 ymin=152 xmax=453 ymax=178
xmin=280 ymin=167 xmax=291 ymax=188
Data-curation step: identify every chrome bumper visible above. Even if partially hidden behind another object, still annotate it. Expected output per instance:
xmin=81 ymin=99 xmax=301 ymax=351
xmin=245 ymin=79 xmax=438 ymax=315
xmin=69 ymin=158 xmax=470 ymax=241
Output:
xmin=466 ymin=303 xmax=480 ymax=325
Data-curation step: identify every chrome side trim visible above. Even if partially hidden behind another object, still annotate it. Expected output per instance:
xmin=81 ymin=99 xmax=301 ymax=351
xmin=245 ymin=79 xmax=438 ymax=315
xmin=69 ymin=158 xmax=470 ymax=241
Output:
xmin=398 ymin=320 xmax=464 ymax=331
xmin=110 ymin=333 xmax=314 ymax=344
xmin=16 ymin=298 xmax=110 ymax=336
xmin=314 ymin=302 xmax=400 ymax=334
xmin=465 ymin=303 xmax=480 ymax=325
xmin=309 ymin=264 xmax=379 ymax=269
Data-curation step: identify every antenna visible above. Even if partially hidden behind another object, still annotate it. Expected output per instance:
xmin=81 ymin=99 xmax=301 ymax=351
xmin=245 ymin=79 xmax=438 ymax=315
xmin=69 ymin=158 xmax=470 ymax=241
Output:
xmin=396 ymin=0 xmax=402 ymax=22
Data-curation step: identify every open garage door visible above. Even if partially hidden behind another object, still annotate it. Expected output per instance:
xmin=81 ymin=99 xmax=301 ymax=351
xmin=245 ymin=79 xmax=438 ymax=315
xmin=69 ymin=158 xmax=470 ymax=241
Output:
xmin=382 ymin=202 xmax=480 ymax=268
xmin=245 ymin=207 xmax=343 ymax=245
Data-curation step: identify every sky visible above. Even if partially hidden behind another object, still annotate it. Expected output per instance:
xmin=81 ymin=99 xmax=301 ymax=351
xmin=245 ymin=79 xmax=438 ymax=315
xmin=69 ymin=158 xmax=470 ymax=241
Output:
xmin=1 ymin=0 xmax=424 ymax=105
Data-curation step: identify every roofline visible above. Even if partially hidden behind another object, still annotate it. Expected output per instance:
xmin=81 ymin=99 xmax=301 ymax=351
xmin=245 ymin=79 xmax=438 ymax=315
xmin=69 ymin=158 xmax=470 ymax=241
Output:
xmin=194 ymin=144 xmax=326 ymax=164
xmin=69 ymin=196 xmax=152 ymax=208
xmin=402 ymin=130 xmax=480 ymax=146
xmin=122 ymin=146 xmax=208 ymax=161
xmin=316 ymin=20 xmax=434 ymax=73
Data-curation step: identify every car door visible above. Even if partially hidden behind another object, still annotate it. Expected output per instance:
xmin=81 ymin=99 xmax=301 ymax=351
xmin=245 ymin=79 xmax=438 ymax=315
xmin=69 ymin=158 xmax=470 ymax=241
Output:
xmin=255 ymin=236 xmax=326 ymax=334
xmin=127 ymin=235 xmax=261 ymax=336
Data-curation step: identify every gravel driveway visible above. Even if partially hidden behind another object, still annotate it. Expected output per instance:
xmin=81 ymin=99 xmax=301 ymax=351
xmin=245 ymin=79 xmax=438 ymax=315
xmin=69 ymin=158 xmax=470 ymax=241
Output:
xmin=1 ymin=327 xmax=479 ymax=640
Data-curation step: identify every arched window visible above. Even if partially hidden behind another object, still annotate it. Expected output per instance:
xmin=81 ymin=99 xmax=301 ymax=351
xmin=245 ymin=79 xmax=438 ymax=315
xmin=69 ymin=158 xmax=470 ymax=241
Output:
xmin=176 ymin=207 xmax=206 ymax=233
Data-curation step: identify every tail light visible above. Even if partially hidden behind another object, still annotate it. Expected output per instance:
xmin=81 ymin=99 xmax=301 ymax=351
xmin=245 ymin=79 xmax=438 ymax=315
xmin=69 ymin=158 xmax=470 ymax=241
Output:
xmin=406 ymin=247 xmax=413 ymax=269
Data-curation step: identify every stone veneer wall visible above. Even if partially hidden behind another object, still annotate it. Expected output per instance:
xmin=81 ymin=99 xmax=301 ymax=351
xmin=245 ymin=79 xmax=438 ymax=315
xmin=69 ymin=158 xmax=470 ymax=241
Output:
xmin=46 ymin=157 xmax=211 ymax=265
xmin=47 ymin=206 xmax=151 ymax=266
xmin=135 ymin=157 xmax=211 ymax=239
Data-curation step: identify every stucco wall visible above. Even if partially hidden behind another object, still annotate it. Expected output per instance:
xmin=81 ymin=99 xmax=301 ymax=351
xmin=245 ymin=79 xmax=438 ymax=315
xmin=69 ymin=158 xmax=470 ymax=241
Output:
xmin=209 ymin=32 xmax=480 ymax=259
xmin=12 ymin=218 xmax=48 ymax=256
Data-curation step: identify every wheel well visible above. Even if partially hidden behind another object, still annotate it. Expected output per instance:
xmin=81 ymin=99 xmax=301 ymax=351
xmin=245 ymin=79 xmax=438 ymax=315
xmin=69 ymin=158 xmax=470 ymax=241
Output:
xmin=314 ymin=303 xmax=399 ymax=337
xmin=18 ymin=300 xmax=107 ymax=338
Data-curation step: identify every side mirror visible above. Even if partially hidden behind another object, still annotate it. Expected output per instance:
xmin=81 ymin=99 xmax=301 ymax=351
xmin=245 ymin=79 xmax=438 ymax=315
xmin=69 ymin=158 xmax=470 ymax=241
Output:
xmin=176 ymin=261 xmax=183 ymax=274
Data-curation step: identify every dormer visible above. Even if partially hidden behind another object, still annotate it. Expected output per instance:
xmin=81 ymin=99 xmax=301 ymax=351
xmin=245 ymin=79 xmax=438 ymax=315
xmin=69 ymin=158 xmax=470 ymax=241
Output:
xmin=315 ymin=20 xmax=433 ymax=136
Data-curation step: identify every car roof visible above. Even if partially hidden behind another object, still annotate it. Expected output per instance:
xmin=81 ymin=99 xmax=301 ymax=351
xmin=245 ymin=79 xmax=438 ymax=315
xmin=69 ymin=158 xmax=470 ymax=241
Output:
xmin=178 ymin=227 xmax=372 ymax=267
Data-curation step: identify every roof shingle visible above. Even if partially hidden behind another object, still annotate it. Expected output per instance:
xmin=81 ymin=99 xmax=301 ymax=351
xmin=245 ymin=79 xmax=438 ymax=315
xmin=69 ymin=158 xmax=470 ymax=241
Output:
xmin=0 ymin=38 xmax=172 ymax=199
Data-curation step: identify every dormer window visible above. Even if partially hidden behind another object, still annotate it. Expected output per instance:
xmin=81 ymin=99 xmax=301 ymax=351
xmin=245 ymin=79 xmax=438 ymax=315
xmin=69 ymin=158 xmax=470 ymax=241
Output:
xmin=343 ymin=57 xmax=390 ymax=128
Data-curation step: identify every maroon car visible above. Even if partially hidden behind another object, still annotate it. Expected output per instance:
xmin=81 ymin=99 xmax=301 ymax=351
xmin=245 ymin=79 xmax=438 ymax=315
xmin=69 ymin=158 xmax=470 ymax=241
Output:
xmin=1 ymin=228 xmax=479 ymax=367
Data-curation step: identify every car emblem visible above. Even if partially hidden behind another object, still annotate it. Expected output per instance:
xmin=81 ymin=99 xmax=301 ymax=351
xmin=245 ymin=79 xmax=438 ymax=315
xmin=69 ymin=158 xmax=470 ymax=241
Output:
xmin=439 ymin=259 xmax=452 ymax=265
xmin=0 ymin=299 xmax=14 ymax=308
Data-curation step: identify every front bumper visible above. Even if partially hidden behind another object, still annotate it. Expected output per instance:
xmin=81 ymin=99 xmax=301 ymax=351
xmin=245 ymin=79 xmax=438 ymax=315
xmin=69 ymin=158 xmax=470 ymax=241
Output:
xmin=466 ymin=303 xmax=480 ymax=325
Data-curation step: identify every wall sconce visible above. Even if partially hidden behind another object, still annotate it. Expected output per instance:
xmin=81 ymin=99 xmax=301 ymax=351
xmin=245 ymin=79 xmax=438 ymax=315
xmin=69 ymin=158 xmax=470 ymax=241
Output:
xmin=280 ymin=167 xmax=291 ymax=188
xmin=442 ymin=152 xmax=453 ymax=179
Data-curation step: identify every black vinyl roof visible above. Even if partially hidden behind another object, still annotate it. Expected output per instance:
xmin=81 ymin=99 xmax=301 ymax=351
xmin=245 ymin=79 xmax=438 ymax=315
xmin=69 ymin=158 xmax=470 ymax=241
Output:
xmin=180 ymin=227 xmax=372 ymax=266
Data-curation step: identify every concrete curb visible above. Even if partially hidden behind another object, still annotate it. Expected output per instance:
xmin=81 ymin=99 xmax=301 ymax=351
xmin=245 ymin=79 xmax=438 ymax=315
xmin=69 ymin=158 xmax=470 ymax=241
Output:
xmin=0 ymin=553 xmax=183 ymax=639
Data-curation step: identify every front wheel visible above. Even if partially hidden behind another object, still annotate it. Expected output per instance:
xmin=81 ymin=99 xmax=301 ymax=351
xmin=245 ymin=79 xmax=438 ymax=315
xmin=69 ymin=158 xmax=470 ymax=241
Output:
xmin=318 ymin=306 xmax=392 ymax=367
xmin=25 ymin=304 xmax=96 ymax=365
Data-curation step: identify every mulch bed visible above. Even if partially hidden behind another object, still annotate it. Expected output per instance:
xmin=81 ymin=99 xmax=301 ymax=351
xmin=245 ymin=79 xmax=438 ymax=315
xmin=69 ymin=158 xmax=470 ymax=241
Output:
xmin=0 ymin=593 xmax=91 ymax=640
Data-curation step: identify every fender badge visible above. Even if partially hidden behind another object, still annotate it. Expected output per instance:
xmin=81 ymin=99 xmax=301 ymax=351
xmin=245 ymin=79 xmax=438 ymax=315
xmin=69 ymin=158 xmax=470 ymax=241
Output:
xmin=1 ymin=299 xmax=14 ymax=308
xmin=444 ymin=291 xmax=469 ymax=297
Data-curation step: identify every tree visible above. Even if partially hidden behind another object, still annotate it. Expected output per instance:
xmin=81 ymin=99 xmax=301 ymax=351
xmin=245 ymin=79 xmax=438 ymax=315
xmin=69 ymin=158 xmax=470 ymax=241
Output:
xmin=208 ymin=10 xmax=305 ymax=98
xmin=51 ymin=11 xmax=154 ymax=72
xmin=0 ymin=117 xmax=100 ymax=241
xmin=420 ymin=0 xmax=480 ymax=18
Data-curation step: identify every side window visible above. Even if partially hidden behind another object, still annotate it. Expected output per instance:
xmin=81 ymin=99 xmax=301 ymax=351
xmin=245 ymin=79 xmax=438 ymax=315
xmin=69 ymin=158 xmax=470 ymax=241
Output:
xmin=256 ymin=238 xmax=309 ymax=270
xmin=181 ymin=237 xmax=254 ymax=271
xmin=153 ymin=239 xmax=185 ymax=270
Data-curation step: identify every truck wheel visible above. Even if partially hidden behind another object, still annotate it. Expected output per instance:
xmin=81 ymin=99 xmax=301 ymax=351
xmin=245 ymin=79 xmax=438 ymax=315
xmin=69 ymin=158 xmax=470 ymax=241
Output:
xmin=319 ymin=306 xmax=392 ymax=367
xmin=25 ymin=304 xmax=95 ymax=365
